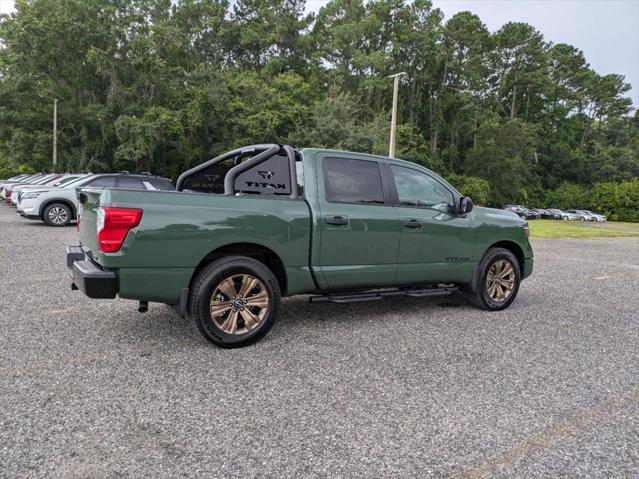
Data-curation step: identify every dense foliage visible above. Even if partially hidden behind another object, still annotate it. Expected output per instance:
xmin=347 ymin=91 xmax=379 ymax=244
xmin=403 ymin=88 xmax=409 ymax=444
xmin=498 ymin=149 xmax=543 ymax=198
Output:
xmin=1 ymin=0 xmax=637 ymax=219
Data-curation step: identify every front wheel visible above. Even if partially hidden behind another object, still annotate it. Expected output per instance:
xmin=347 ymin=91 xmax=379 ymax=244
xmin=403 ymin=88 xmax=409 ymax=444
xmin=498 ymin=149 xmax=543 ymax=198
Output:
xmin=466 ymin=247 xmax=521 ymax=311
xmin=43 ymin=202 xmax=72 ymax=227
xmin=188 ymin=255 xmax=281 ymax=348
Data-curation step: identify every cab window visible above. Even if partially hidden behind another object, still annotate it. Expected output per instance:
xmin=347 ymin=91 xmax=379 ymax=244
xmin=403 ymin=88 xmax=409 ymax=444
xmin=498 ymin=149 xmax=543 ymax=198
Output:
xmin=323 ymin=158 xmax=384 ymax=204
xmin=390 ymin=165 xmax=454 ymax=212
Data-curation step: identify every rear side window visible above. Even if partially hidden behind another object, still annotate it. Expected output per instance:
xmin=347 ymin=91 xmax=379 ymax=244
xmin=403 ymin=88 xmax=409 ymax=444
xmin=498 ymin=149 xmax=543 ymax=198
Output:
xmin=87 ymin=177 xmax=117 ymax=187
xmin=116 ymin=177 xmax=144 ymax=189
xmin=143 ymin=178 xmax=174 ymax=190
xmin=323 ymin=158 xmax=384 ymax=204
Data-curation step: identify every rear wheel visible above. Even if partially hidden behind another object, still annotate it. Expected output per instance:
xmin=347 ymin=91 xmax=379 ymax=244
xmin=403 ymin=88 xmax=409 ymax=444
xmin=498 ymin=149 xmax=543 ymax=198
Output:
xmin=467 ymin=247 xmax=521 ymax=311
xmin=43 ymin=203 xmax=72 ymax=227
xmin=188 ymin=256 xmax=280 ymax=348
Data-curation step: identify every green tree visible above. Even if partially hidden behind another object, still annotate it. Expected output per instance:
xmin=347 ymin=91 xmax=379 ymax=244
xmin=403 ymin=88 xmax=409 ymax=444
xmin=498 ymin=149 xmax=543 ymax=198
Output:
xmin=468 ymin=117 xmax=537 ymax=206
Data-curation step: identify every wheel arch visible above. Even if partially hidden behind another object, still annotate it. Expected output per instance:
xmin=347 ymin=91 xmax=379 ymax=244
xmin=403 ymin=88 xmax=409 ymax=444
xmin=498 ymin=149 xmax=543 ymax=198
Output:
xmin=191 ymin=243 xmax=287 ymax=295
xmin=486 ymin=240 xmax=524 ymax=273
xmin=40 ymin=198 xmax=77 ymax=220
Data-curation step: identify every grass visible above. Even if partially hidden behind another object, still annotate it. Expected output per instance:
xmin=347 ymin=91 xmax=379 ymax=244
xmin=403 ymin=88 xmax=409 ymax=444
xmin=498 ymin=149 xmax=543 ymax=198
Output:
xmin=529 ymin=219 xmax=639 ymax=239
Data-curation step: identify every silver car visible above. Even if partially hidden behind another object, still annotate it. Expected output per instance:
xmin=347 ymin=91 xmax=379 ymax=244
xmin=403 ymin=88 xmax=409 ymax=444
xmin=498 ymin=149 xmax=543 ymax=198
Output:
xmin=547 ymin=208 xmax=579 ymax=220
xmin=567 ymin=209 xmax=595 ymax=221
xmin=581 ymin=210 xmax=607 ymax=222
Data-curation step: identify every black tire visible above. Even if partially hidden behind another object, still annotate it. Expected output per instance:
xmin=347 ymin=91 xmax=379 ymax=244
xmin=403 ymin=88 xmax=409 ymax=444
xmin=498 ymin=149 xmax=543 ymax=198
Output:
xmin=188 ymin=255 xmax=281 ymax=348
xmin=466 ymin=247 xmax=521 ymax=311
xmin=42 ymin=202 xmax=72 ymax=227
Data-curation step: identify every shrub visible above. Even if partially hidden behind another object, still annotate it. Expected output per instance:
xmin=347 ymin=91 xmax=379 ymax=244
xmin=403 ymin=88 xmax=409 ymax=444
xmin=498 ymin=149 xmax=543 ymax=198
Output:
xmin=591 ymin=180 xmax=639 ymax=222
xmin=544 ymin=182 xmax=591 ymax=210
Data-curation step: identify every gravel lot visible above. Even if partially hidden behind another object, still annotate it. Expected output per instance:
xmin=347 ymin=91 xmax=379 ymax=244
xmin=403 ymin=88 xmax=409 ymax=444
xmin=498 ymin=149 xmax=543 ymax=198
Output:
xmin=1 ymin=205 xmax=638 ymax=478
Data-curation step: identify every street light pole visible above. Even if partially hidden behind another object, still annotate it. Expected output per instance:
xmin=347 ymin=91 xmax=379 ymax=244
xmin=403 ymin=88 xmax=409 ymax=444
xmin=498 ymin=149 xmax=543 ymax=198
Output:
xmin=52 ymin=98 xmax=58 ymax=172
xmin=388 ymin=72 xmax=406 ymax=158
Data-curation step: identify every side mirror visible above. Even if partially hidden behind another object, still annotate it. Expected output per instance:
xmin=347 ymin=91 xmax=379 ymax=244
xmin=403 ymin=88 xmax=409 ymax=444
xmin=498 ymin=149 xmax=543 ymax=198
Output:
xmin=459 ymin=196 xmax=474 ymax=215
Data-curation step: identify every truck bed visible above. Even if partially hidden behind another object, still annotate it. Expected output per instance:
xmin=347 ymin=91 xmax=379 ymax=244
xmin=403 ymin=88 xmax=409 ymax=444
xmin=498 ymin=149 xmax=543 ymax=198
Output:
xmin=77 ymin=188 xmax=315 ymax=303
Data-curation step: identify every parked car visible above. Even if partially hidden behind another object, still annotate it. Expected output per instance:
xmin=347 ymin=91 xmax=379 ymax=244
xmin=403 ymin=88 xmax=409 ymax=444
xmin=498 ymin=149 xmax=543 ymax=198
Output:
xmin=546 ymin=208 xmax=578 ymax=220
xmin=0 ymin=173 xmax=33 ymax=187
xmin=0 ymin=173 xmax=43 ymax=197
xmin=12 ymin=174 xmax=85 ymax=205
xmin=1 ymin=174 xmax=60 ymax=202
xmin=566 ymin=209 xmax=594 ymax=221
xmin=581 ymin=210 xmax=607 ymax=222
xmin=504 ymin=205 xmax=539 ymax=219
xmin=18 ymin=172 xmax=174 ymax=226
xmin=530 ymin=208 xmax=557 ymax=219
xmin=67 ymin=144 xmax=534 ymax=348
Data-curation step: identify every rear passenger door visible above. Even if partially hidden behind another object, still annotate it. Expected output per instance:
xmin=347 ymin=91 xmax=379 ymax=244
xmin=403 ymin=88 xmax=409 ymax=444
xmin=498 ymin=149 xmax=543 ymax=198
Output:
xmin=316 ymin=156 xmax=400 ymax=290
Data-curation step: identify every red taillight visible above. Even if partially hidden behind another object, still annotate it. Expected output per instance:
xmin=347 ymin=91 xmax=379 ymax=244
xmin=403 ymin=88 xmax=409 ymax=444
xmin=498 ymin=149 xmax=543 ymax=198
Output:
xmin=97 ymin=207 xmax=143 ymax=253
xmin=6 ymin=190 xmax=12 ymax=199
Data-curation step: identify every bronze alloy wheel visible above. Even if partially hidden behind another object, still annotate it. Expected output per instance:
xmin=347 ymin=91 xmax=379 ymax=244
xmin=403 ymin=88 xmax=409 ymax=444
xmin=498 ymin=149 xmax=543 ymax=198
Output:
xmin=209 ymin=274 xmax=269 ymax=335
xmin=485 ymin=259 xmax=515 ymax=302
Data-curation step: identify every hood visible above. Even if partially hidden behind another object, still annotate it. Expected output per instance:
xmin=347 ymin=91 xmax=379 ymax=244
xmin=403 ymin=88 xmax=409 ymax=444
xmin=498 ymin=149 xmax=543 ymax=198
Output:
xmin=473 ymin=206 xmax=527 ymax=226
xmin=16 ymin=184 xmax=54 ymax=192
xmin=22 ymin=188 xmax=52 ymax=195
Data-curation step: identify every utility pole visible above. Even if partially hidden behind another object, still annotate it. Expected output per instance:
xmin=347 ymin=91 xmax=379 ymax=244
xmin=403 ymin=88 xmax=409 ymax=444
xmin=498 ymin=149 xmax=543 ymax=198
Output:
xmin=52 ymin=99 xmax=58 ymax=172
xmin=388 ymin=72 xmax=406 ymax=158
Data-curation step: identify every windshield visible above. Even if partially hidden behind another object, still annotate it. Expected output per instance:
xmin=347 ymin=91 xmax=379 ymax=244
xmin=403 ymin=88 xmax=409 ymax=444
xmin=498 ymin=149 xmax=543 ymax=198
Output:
xmin=63 ymin=175 xmax=95 ymax=188
xmin=51 ymin=175 xmax=84 ymax=187
xmin=31 ymin=175 xmax=56 ymax=184
xmin=23 ymin=175 xmax=44 ymax=184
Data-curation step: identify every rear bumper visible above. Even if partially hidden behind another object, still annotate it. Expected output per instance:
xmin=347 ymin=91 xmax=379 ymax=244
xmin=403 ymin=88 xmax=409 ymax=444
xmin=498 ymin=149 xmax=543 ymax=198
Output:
xmin=66 ymin=244 xmax=117 ymax=298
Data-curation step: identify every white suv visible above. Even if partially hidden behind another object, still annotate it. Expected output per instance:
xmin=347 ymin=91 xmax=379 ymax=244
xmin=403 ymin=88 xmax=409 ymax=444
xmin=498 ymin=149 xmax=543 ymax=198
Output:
xmin=17 ymin=173 xmax=174 ymax=226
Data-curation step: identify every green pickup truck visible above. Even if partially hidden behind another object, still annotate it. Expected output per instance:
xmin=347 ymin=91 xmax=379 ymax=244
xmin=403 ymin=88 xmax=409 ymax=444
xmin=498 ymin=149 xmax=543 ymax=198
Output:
xmin=67 ymin=144 xmax=533 ymax=348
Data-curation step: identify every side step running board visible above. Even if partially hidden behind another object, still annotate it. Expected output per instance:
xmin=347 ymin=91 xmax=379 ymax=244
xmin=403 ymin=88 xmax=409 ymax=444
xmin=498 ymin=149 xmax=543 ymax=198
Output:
xmin=309 ymin=285 xmax=459 ymax=304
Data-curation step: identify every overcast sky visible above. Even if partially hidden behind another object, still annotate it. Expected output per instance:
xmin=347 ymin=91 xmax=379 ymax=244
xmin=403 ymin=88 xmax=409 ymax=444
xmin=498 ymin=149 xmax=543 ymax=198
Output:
xmin=2 ymin=0 xmax=637 ymax=107
xmin=432 ymin=0 xmax=639 ymax=108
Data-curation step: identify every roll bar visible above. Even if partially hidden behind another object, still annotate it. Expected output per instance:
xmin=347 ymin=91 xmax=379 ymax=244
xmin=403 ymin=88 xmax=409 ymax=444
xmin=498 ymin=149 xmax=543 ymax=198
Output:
xmin=175 ymin=143 xmax=299 ymax=198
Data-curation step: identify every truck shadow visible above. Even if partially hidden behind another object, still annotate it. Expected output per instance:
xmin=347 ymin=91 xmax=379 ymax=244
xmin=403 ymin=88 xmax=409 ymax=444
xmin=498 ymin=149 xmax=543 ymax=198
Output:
xmin=124 ymin=294 xmax=471 ymax=347
xmin=278 ymin=294 xmax=470 ymax=324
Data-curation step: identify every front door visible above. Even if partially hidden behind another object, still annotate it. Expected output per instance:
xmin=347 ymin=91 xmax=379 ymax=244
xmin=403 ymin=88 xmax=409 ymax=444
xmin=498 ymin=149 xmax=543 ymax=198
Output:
xmin=389 ymin=164 xmax=475 ymax=285
xmin=316 ymin=156 xmax=400 ymax=290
